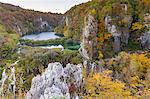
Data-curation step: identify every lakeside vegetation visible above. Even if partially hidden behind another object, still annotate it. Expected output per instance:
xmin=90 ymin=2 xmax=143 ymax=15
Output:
xmin=20 ymin=38 xmax=80 ymax=50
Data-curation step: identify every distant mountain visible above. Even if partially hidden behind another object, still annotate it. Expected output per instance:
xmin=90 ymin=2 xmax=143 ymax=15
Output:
xmin=0 ymin=2 xmax=63 ymax=35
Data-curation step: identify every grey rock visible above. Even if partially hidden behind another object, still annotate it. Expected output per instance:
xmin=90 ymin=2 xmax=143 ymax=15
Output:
xmin=79 ymin=14 xmax=98 ymax=61
xmin=26 ymin=62 xmax=83 ymax=99
xmin=105 ymin=16 xmax=121 ymax=52
xmin=140 ymin=30 xmax=150 ymax=49
xmin=105 ymin=15 xmax=132 ymax=52
xmin=140 ymin=13 xmax=150 ymax=49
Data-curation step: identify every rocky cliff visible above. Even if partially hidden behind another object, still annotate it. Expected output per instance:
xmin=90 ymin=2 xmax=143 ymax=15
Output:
xmin=55 ymin=0 xmax=150 ymax=58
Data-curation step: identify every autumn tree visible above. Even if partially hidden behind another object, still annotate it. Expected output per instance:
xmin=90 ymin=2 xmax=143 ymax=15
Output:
xmin=97 ymin=22 xmax=112 ymax=59
xmin=82 ymin=70 xmax=131 ymax=99
xmin=107 ymin=52 xmax=150 ymax=96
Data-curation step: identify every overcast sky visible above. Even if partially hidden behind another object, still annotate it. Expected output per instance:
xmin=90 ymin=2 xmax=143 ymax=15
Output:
xmin=0 ymin=0 xmax=90 ymax=13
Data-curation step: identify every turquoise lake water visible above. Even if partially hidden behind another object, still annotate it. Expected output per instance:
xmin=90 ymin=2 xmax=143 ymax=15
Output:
xmin=22 ymin=32 xmax=60 ymax=41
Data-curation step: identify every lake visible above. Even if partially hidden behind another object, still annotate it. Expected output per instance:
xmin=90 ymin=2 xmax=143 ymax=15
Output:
xmin=21 ymin=32 xmax=60 ymax=41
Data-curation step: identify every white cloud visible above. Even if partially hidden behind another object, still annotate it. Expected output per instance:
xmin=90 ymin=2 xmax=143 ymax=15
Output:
xmin=0 ymin=0 xmax=90 ymax=13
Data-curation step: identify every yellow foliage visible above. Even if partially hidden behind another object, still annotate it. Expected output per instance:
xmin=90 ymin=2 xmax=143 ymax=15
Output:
xmin=104 ymin=33 xmax=112 ymax=39
xmin=136 ymin=88 xmax=150 ymax=98
xmin=108 ymin=59 xmax=114 ymax=66
xmin=97 ymin=33 xmax=112 ymax=43
xmin=82 ymin=70 xmax=131 ymax=99
xmin=130 ymin=53 xmax=150 ymax=82
xmin=107 ymin=52 xmax=150 ymax=96
xmin=116 ymin=52 xmax=150 ymax=81
xmin=64 ymin=25 xmax=69 ymax=37
xmin=130 ymin=53 xmax=150 ymax=69
xmin=132 ymin=22 xmax=143 ymax=30
xmin=130 ymin=76 xmax=143 ymax=92
xmin=90 ymin=9 xmax=97 ymax=15
xmin=98 ymin=51 xmax=103 ymax=59
xmin=142 ymin=0 xmax=150 ymax=6
xmin=97 ymin=22 xmax=112 ymax=43
xmin=97 ymin=22 xmax=112 ymax=48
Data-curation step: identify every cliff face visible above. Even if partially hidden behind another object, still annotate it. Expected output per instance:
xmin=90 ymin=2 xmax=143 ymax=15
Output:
xmin=82 ymin=15 xmax=98 ymax=60
xmin=55 ymin=0 xmax=150 ymax=57
xmin=0 ymin=2 xmax=63 ymax=35
xmin=104 ymin=14 xmax=132 ymax=52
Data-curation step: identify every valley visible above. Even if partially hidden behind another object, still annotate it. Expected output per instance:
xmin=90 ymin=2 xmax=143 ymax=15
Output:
xmin=0 ymin=0 xmax=150 ymax=99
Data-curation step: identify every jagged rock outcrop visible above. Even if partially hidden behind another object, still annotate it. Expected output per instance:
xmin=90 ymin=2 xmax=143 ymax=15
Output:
xmin=105 ymin=15 xmax=132 ymax=52
xmin=104 ymin=4 xmax=131 ymax=52
xmin=79 ymin=15 xmax=97 ymax=74
xmin=140 ymin=30 xmax=150 ymax=49
xmin=26 ymin=62 xmax=82 ymax=99
xmin=82 ymin=15 xmax=98 ymax=60
xmin=140 ymin=14 xmax=150 ymax=49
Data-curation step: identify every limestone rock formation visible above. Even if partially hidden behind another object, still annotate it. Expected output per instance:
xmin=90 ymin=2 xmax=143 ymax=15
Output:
xmin=140 ymin=30 xmax=150 ymax=49
xmin=81 ymin=15 xmax=98 ymax=60
xmin=140 ymin=14 xmax=150 ymax=49
xmin=79 ymin=14 xmax=98 ymax=74
xmin=34 ymin=18 xmax=52 ymax=33
xmin=26 ymin=62 xmax=82 ymax=99
xmin=105 ymin=15 xmax=132 ymax=52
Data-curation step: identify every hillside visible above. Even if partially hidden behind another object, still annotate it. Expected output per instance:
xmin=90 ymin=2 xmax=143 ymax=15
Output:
xmin=0 ymin=23 xmax=19 ymax=75
xmin=0 ymin=2 xmax=63 ymax=35
xmin=0 ymin=2 xmax=63 ymax=70
xmin=55 ymin=0 xmax=150 ymax=58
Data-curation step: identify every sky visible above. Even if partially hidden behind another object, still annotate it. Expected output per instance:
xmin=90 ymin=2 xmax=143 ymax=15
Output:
xmin=0 ymin=0 xmax=90 ymax=13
